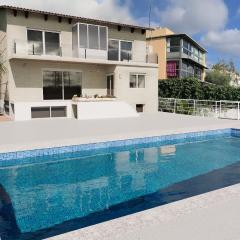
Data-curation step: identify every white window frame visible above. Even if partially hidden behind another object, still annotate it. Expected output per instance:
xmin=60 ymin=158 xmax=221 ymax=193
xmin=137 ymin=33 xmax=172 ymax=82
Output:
xmin=129 ymin=73 xmax=146 ymax=88
xmin=27 ymin=28 xmax=61 ymax=56
xmin=74 ymin=23 xmax=108 ymax=51
xmin=109 ymin=38 xmax=133 ymax=61
xmin=42 ymin=69 xmax=83 ymax=101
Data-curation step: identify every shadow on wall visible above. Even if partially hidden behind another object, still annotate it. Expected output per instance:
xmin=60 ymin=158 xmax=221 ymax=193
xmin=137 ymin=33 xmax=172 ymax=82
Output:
xmin=0 ymin=184 xmax=20 ymax=240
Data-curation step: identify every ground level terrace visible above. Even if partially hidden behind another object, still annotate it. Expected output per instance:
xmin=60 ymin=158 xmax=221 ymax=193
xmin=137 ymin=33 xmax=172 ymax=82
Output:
xmin=4 ymin=59 xmax=158 ymax=120
xmin=0 ymin=112 xmax=239 ymax=153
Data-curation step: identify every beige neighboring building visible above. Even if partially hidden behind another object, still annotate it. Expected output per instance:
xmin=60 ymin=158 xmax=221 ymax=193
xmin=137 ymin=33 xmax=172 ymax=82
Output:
xmin=0 ymin=5 xmax=158 ymax=120
xmin=146 ymin=28 xmax=207 ymax=81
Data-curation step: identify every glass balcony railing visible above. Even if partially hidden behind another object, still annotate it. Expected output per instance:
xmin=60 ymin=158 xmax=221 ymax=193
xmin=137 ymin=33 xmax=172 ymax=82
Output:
xmin=12 ymin=40 xmax=158 ymax=64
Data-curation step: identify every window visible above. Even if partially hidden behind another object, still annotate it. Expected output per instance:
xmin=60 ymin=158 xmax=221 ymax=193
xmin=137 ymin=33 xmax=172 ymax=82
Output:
xmin=130 ymin=74 xmax=145 ymax=88
xmin=88 ymin=25 xmax=99 ymax=49
xmin=76 ymin=23 xmax=107 ymax=50
xmin=108 ymin=39 xmax=132 ymax=61
xmin=43 ymin=71 xmax=63 ymax=100
xmin=79 ymin=24 xmax=88 ymax=48
xmin=99 ymin=27 xmax=107 ymax=50
xmin=27 ymin=29 xmax=60 ymax=56
xmin=167 ymin=37 xmax=180 ymax=53
xmin=31 ymin=106 xmax=67 ymax=118
xmin=31 ymin=107 xmax=50 ymax=118
xmin=130 ymin=74 xmax=137 ymax=88
xmin=43 ymin=71 xmax=82 ymax=100
xmin=63 ymin=72 xmax=82 ymax=99
xmin=51 ymin=106 xmax=67 ymax=117
xmin=136 ymin=104 xmax=144 ymax=113
xmin=45 ymin=32 xmax=60 ymax=56
xmin=108 ymin=39 xmax=119 ymax=61
xmin=27 ymin=30 xmax=43 ymax=55
xmin=120 ymin=41 xmax=132 ymax=61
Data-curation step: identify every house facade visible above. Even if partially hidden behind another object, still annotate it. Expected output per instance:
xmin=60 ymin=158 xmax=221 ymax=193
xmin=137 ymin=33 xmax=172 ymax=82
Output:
xmin=0 ymin=6 xmax=158 ymax=120
xmin=146 ymin=28 xmax=207 ymax=81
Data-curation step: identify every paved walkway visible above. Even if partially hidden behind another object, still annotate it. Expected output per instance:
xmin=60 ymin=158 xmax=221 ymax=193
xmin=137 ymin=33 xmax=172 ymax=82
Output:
xmin=0 ymin=112 xmax=238 ymax=153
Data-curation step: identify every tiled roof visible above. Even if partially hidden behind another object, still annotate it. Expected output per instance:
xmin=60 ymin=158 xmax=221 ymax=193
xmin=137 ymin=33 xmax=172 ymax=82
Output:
xmin=0 ymin=5 xmax=151 ymax=31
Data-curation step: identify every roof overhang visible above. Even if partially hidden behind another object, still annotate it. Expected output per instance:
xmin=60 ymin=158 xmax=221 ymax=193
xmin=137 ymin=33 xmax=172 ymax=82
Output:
xmin=0 ymin=5 xmax=153 ymax=31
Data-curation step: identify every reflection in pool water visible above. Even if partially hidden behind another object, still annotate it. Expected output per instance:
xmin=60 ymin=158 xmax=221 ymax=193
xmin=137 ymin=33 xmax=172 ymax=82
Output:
xmin=0 ymin=137 xmax=240 ymax=239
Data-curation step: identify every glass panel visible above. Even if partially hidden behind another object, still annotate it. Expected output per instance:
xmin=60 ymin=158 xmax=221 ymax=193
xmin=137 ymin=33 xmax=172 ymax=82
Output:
xmin=108 ymin=39 xmax=119 ymax=61
xmin=63 ymin=72 xmax=82 ymax=99
xmin=120 ymin=41 xmax=132 ymax=61
xmin=27 ymin=30 xmax=43 ymax=55
xmin=170 ymin=37 xmax=180 ymax=46
xmin=99 ymin=27 xmax=107 ymax=50
xmin=79 ymin=24 xmax=88 ymax=48
xmin=51 ymin=106 xmax=67 ymax=118
xmin=88 ymin=25 xmax=99 ymax=49
xmin=43 ymin=71 xmax=63 ymax=100
xmin=130 ymin=74 xmax=137 ymax=88
xmin=31 ymin=107 xmax=50 ymax=118
xmin=138 ymin=75 xmax=145 ymax=88
xmin=45 ymin=32 xmax=60 ymax=56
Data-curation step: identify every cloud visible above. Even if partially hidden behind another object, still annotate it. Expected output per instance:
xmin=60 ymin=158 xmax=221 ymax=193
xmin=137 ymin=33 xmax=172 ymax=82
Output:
xmin=201 ymin=29 xmax=240 ymax=57
xmin=155 ymin=0 xmax=228 ymax=35
xmin=0 ymin=0 xmax=136 ymax=24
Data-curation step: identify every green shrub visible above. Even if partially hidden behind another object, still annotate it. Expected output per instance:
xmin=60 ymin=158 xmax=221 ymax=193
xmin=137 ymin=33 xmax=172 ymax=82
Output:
xmin=159 ymin=78 xmax=240 ymax=101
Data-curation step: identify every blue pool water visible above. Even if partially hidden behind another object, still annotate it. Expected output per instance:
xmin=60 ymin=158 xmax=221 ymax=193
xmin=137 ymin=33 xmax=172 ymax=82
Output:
xmin=0 ymin=129 xmax=240 ymax=239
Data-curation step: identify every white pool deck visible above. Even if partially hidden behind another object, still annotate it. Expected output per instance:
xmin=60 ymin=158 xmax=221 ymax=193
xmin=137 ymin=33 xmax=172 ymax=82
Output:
xmin=0 ymin=112 xmax=239 ymax=153
xmin=1 ymin=112 xmax=240 ymax=240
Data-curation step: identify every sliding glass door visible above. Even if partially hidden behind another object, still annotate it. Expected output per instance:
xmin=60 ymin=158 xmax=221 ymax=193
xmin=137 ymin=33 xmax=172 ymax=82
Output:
xmin=43 ymin=71 xmax=82 ymax=100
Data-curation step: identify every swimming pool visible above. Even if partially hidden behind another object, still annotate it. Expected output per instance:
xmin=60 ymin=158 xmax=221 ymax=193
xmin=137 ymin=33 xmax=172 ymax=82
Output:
xmin=0 ymin=128 xmax=240 ymax=239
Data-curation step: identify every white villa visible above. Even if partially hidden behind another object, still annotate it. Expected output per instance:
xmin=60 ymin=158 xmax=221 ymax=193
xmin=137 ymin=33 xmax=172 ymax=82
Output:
xmin=0 ymin=5 xmax=158 ymax=121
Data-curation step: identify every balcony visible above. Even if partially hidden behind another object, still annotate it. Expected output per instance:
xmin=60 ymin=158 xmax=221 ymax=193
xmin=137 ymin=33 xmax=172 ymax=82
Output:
xmin=11 ymin=40 xmax=158 ymax=66
xmin=167 ymin=46 xmax=205 ymax=67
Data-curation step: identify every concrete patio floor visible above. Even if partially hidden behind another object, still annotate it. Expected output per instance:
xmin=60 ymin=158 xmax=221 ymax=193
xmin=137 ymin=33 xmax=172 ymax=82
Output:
xmin=0 ymin=112 xmax=239 ymax=153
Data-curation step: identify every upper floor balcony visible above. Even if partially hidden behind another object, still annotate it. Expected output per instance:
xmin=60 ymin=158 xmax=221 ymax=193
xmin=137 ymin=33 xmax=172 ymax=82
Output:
xmin=166 ymin=36 xmax=206 ymax=67
xmin=10 ymin=39 xmax=158 ymax=66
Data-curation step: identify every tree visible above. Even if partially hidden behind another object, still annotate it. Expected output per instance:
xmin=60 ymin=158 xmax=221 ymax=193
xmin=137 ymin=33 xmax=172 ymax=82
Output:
xmin=0 ymin=51 xmax=7 ymax=114
xmin=205 ymin=70 xmax=231 ymax=86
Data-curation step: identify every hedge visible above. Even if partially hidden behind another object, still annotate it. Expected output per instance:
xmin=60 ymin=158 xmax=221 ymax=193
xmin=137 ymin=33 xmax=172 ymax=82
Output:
xmin=159 ymin=77 xmax=240 ymax=101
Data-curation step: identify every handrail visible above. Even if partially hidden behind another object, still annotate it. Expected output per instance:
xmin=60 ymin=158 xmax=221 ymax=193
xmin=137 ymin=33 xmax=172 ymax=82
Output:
xmin=159 ymin=97 xmax=240 ymax=120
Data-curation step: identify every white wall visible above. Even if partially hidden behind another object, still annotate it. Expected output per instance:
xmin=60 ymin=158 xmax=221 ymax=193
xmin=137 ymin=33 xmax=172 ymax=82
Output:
xmin=8 ymin=60 xmax=110 ymax=101
xmin=114 ymin=66 xmax=158 ymax=113
xmin=12 ymin=100 xmax=72 ymax=121
xmin=74 ymin=100 xmax=139 ymax=120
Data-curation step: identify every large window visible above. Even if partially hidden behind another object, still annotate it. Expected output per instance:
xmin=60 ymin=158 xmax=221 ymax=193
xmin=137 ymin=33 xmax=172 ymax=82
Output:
xmin=43 ymin=71 xmax=82 ymax=100
xmin=108 ymin=39 xmax=132 ymax=61
xmin=182 ymin=39 xmax=204 ymax=63
xmin=27 ymin=29 xmax=60 ymax=56
xmin=77 ymin=23 xmax=107 ymax=50
xmin=167 ymin=37 xmax=180 ymax=53
xmin=130 ymin=74 xmax=145 ymax=88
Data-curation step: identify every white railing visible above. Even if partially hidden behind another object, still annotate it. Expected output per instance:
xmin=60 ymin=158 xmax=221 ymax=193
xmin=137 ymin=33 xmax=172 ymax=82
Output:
xmin=159 ymin=98 xmax=240 ymax=120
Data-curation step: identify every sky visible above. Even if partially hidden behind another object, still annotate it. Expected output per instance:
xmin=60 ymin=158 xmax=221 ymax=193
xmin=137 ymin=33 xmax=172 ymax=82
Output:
xmin=1 ymin=0 xmax=240 ymax=70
